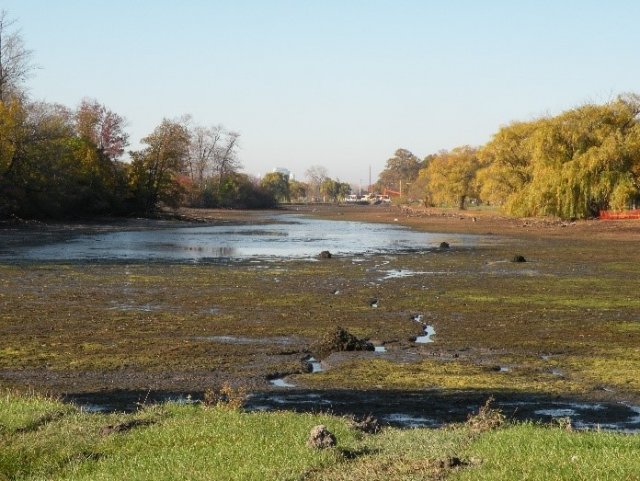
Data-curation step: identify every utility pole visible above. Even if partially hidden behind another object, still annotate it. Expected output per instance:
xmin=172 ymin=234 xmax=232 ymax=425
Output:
xmin=368 ymin=165 xmax=371 ymax=193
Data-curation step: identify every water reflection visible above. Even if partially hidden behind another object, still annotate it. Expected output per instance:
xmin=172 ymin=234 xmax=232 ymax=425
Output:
xmin=4 ymin=214 xmax=486 ymax=262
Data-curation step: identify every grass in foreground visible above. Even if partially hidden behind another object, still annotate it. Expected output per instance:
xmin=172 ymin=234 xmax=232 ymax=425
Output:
xmin=1 ymin=391 xmax=640 ymax=481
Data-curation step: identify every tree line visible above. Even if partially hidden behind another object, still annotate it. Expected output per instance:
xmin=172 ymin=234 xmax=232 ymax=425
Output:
xmin=377 ymin=95 xmax=640 ymax=219
xmin=0 ymin=94 xmax=289 ymax=219
xmin=0 ymin=12 xmax=286 ymax=219
xmin=0 ymin=12 xmax=359 ymax=219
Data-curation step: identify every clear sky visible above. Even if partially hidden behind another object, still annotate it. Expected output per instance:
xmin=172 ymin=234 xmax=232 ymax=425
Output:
xmin=3 ymin=1 xmax=639 ymax=184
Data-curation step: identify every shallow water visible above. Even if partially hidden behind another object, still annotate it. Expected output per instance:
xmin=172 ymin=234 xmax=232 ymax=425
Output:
xmin=308 ymin=357 xmax=323 ymax=373
xmin=68 ymin=390 xmax=640 ymax=432
xmin=382 ymin=413 xmax=439 ymax=428
xmin=270 ymin=378 xmax=296 ymax=388
xmin=379 ymin=269 xmax=448 ymax=280
xmin=415 ymin=325 xmax=436 ymax=343
xmin=3 ymin=214 xmax=485 ymax=262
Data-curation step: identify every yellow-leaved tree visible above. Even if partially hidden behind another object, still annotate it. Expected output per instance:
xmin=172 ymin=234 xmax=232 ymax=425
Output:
xmin=425 ymin=146 xmax=480 ymax=210
xmin=476 ymin=95 xmax=640 ymax=218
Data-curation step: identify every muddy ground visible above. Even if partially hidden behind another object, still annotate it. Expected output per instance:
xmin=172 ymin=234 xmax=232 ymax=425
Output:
xmin=1 ymin=204 xmax=639 ymax=427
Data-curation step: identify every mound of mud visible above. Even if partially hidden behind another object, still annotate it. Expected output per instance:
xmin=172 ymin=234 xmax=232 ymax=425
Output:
xmin=311 ymin=326 xmax=374 ymax=359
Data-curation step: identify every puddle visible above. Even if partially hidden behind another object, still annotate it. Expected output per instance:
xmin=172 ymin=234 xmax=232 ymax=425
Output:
xmin=535 ymin=408 xmax=576 ymax=417
xmin=415 ymin=325 xmax=435 ymax=343
xmin=380 ymin=269 xmax=424 ymax=280
xmin=193 ymin=335 xmax=299 ymax=346
xmin=410 ymin=313 xmax=435 ymax=343
xmin=379 ymin=269 xmax=448 ymax=280
xmin=270 ymin=378 xmax=296 ymax=388
xmin=78 ymin=403 xmax=111 ymax=413
xmin=382 ymin=413 xmax=440 ymax=428
xmin=268 ymin=357 xmax=322 ymax=389
xmin=108 ymin=303 xmax=159 ymax=312
xmin=307 ymin=357 xmax=323 ymax=373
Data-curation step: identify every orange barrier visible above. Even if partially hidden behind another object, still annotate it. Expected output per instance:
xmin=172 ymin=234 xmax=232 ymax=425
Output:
xmin=599 ymin=209 xmax=640 ymax=220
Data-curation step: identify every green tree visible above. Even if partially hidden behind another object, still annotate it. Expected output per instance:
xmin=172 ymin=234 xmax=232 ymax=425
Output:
xmin=260 ymin=171 xmax=290 ymax=203
xmin=377 ymin=148 xmax=423 ymax=193
xmin=128 ymin=119 xmax=190 ymax=213
xmin=209 ymin=172 xmax=275 ymax=208
xmin=320 ymin=178 xmax=351 ymax=202
xmin=289 ymin=179 xmax=307 ymax=202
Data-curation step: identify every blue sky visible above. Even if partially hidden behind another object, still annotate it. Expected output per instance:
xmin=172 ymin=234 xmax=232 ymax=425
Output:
xmin=4 ymin=1 xmax=639 ymax=183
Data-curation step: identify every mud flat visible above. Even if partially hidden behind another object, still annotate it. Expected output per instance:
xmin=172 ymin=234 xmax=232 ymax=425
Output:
xmin=1 ymin=206 xmax=640 ymax=429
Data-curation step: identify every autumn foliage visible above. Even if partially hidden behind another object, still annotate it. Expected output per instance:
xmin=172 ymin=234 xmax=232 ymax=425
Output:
xmin=381 ymin=95 xmax=640 ymax=219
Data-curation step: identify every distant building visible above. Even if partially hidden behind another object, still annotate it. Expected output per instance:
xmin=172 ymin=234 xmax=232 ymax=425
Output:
xmin=272 ymin=167 xmax=293 ymax=180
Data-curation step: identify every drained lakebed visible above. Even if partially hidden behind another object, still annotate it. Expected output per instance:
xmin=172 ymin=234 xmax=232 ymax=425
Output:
xmin=1 ymin=206 xmax=640 ymax=431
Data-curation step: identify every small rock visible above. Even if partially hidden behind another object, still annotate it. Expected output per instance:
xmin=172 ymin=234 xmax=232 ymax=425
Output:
xmin=319 ymin=250 xmax=332 ymax=259
xmin=370 ymin=298 xmax=379 ymax=308
xmin=439 ymin=241 xmax=450 ymax=249
xmin=307 ymin=425 xmax=336 ymax=449
xmin=511 ymin=255 xmax=526 ymax=263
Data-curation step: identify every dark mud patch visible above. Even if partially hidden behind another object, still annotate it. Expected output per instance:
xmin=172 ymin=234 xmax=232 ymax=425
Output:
xmin=101 ymin=418 xmax=156 ymax=436
xmin=245 ymin=389 xmax=640 ymax=431
xmin=68 ymin=387 xmax=638 ymax=432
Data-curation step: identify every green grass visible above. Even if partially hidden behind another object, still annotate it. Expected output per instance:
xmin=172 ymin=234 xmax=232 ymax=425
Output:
xmin=455 ymin=423 xmax=640 ymax=481
xmin=297 ymin=358 xmax=584 ymax=394
xmin=2 ymin=391 xmax=640 ymax=481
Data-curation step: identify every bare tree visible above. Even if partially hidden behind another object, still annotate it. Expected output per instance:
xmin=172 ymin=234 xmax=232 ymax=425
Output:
xmin=305 ymin=165 xmax=328 ymax=201
xmin=0 ymin=11 xmax=36 ymax=102
xmin=215 ymin=129 xmax=240 ymax=190
xmin=188 ymin=125 xmax=222 ymax=185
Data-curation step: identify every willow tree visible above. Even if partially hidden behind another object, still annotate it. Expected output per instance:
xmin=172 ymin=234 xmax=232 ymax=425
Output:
xmin=478 ymin=95 xmax=640 ymax=218
xmin=260 ymin=171 xmax=290 ymax=203
xmin=476 ymin=120 xmax=538 ymax=212
xmin=425 ymin=146 xmax=480 ymax=209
